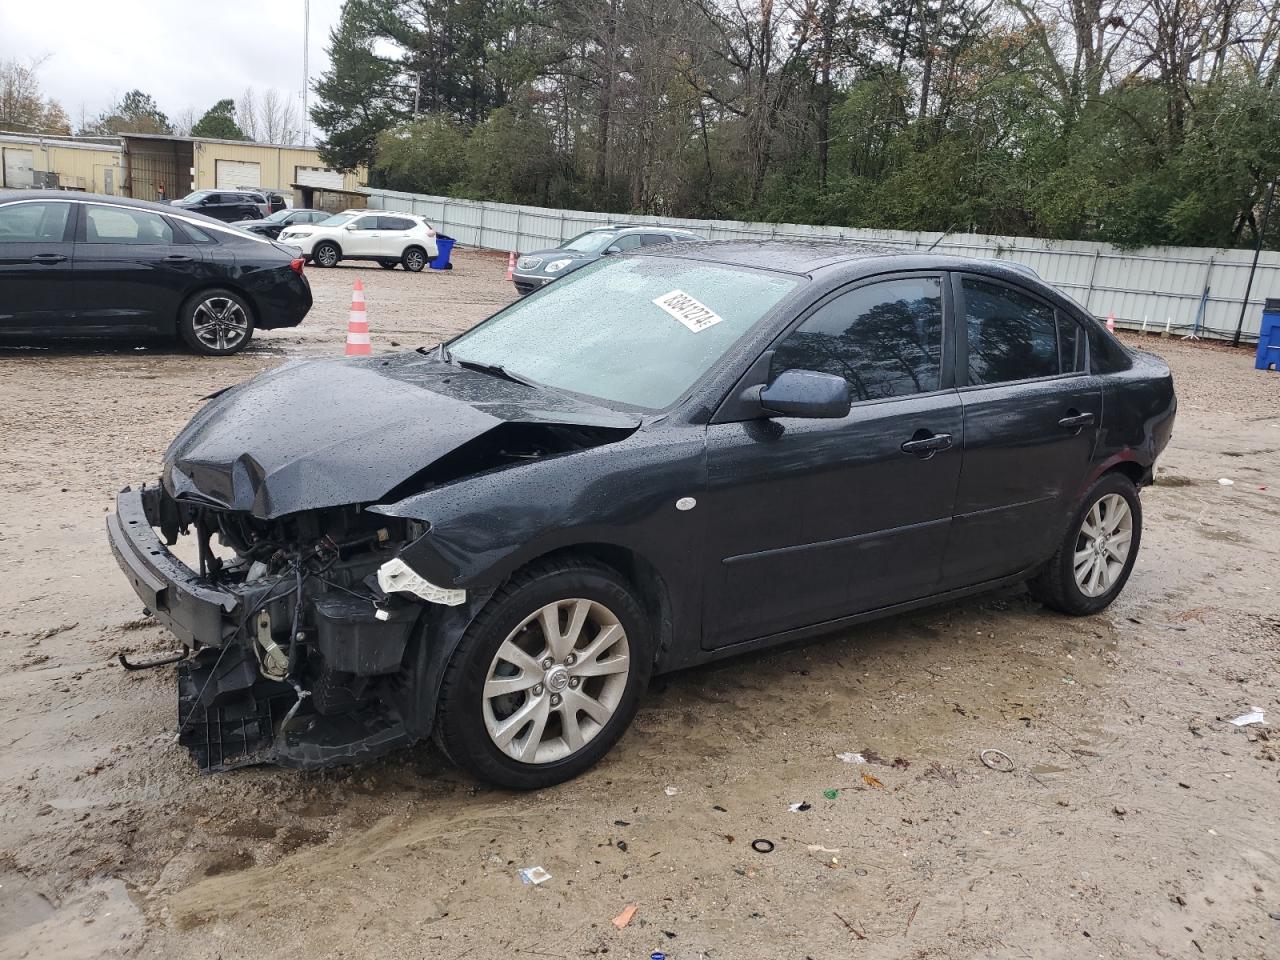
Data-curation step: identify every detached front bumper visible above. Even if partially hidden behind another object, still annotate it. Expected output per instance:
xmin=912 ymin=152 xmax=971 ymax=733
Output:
xmin=107 ymin=486 xmax=239 ymax=648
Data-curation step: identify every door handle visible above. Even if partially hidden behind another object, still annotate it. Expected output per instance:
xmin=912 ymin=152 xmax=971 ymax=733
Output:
xmin=30 ymin=253 xmax=67 ymax=264
xmin=162 ymin=254 xmax=194 ymax=263
xmin=1058 ymin=411 xmax=1096 ymax=430
xmin=901 ymin=431 xmax=954 ymax=458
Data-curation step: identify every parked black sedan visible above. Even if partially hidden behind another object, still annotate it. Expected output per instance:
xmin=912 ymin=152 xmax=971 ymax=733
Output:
xmin=0 ymin=191 xmax=312 ymax=355
xmin=511 ymin=224 xmax=703 ymax=294
xmin=237 ymin=208 xmax=330 ymax=240
xmin=109 ymin=240 xmax=1175 ymax=786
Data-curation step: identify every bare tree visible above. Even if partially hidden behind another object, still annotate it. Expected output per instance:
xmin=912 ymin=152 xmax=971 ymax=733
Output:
xmin=235 ymin=87 xmax=301 ymax=143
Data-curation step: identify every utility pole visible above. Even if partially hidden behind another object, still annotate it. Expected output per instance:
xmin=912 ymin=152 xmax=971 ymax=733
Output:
xmin=1233 ymin=179 xmax=1275 ymax=347
xmin=301 ymin=0 xmax=310 ymax=144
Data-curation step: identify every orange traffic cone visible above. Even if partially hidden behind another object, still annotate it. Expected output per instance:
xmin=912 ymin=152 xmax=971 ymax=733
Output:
xmin=1106 ymin=312 xmax=1116 ymax=333
xmin=505 ymin=251 xmax=515 ymax=281
xmin=345 ymin=278 xmax=371 ymax=356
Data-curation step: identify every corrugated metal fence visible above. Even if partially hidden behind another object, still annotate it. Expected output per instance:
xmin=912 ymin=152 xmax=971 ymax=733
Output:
xmin=363 ymin=187 xmax=1280 ymax=343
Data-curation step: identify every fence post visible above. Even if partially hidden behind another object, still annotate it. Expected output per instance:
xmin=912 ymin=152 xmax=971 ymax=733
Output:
xmin=514 ymin=207 xmax=522 ymax=255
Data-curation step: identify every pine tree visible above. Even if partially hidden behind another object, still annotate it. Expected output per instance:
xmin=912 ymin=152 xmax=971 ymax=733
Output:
xmin=312 ymin=0 xmax=404 ymax=171
xmin=190 ymin=99 xmax=245 ymax=140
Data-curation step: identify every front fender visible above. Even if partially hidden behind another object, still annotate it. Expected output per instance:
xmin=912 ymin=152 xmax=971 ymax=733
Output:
xmin=369 ymin=426 xmax=708 ymax=646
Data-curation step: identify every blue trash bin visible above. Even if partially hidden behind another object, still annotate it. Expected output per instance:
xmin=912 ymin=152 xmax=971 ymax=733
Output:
xmin=430 ymin=235 xmax=455 ymax=270
xmin=1257 ymin=298 xmax=1280 ymax=371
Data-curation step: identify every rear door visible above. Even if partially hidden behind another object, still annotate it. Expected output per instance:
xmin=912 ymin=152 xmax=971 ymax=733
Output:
xmin=377 ymin=216 xmax=415 ymax=257
xmin=941 ymin=274 xmax=1101 ymax=587
xmin=72 ymin=203 xmax=205 ymax=334
xmin=702 ymin=273 xmax=963 ymax=648
xmin=0 ymin=199 xmax=76 ymax=333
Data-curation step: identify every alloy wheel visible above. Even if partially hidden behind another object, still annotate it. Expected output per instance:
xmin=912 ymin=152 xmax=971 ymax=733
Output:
xmin=1073 ymin=493 xmax=1133 ymax=597
xmin=316 ymin=245 xmax=338 ymax=267
xmin=190 ymin=297 xmax=250 ymax=353
xmin=482 ymin=598 xmax=631 ymax=764
xmin=404 ymin=249 xmax=426 ymax=271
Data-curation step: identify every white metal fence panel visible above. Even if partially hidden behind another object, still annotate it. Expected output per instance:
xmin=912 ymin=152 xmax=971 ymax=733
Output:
xmin=364 ymin=188 xmax=1280 ymax=342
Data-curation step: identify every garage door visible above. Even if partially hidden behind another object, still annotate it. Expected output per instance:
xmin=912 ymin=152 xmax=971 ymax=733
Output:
xmin=215 ymin=160 xmax=261 ymax=190
xmin=3 ymin=148 xmax=34 ymax=188
xmin=295 ymin=165 xmax=343 ymax=189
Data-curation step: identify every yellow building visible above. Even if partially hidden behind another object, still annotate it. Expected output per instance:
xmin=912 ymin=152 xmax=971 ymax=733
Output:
xmin=0 ymin=133 xmax=124 ymax=194
xmin=120 ymin=134 xmax=366 ymax=209
xmin=0 ymin=131 xmax=367 ymax=209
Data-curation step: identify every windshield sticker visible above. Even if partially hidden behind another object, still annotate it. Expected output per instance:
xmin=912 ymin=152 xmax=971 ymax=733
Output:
xmin=652 ymin=289 xmax=724 ymax=333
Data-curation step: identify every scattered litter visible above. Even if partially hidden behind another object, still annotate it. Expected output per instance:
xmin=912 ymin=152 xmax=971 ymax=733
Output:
xmin=651 ymin=953 xmax=668 ymax=960
xmin=861 ymin=773 xmax=884 ymax=789
xmin=1172 ymin=606 xmax=1214 ymax=622
xmin=979 ymin=748 xmax=1015 ymax=772
xmin=616 ymin=840 xmax=628 ymax=852
xmin=788 ymin=801 xmax=812 ymax=812
xmin=1217 ymin=478 xmax=1234 ymax=486
xmin=857 ymin=748 xmax=908 ymax=768
xmin=823 ymin=788 xmax=839 ymax=800
xmin=1227 ymin=707 xmax=1265 ymax=727
xmin=518 ymin=866 xmax=551 ymax=885
xmin=807 ymin=844 xmax=840 ymax=854
xmin=1062 ymin=676 xmax=1077 ymax=685
xmin=614 ymin=819 xmax=630 ymax=826
xmin=836 ymin=751 xmax=867 ymax=764
xmin=1113 ymin=805 xmax=1127 ymax=817
xmin=663 ymin=785 xmax=678 ymax=797
xmin=612 ymin=904 xmax=637 ymax=929
xmin=834 ymin=911 xmax=867 ymax=940
xmin=751 ymin=838 xmax=775 ymax=853
xmin=712 ymin=804 xmax=727 ymax=812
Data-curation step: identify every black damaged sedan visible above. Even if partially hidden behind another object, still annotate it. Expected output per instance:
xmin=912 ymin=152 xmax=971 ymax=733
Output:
xmin=109 ymin=241 xmax=1175 ymax=788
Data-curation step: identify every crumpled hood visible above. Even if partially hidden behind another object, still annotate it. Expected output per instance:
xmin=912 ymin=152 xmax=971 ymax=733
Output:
xmin=163 ymin=352 xmax=640 ymax=519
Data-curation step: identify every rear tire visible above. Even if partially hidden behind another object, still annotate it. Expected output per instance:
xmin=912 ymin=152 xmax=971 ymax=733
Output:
xmin=1029 ymin=472 xmax=1142 ymax=615
xmin=402 ymin=246 xmax=428 ymax=272
xmin=178 ymin=288 xmax=255 ymax=356
xmin=313 ymin=242 xmax=341 ymax=268
xmin=434 ymin=557 xmax=652 ymax=789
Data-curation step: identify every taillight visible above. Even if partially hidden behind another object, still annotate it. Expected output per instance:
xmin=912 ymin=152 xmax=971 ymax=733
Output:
xmin=290 ymin=258 xmax=305 ymax=275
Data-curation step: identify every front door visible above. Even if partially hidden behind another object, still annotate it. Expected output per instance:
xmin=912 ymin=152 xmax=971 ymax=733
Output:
xmin=0 ymin=199 xmax=76 ymax=334
xmin=343 ymin=214 xmax=384 ymax=256
xmin=702 ymin=274 xmax=963 ymax=649
xmin=72 ymin=203 xmax=203 ymax=334
xmin=941 ymin=274 xmax=1102 ymax=587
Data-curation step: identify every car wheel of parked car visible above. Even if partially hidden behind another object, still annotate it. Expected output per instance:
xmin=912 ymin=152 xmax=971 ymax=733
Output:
xmin=402 ymin=246 xmax=428 ymax=272
xmin=378 ymin=259 xmax=398 ymax=270
xmin=434 ymin=557 xmax=652 ymax=789
xmin=1030 ymin=472 xmax=1142 ymax=616
xmin=313 ymin=242 xmax=341 ymax=267
xmin=178 ymin=289 xmax=256 ymax=356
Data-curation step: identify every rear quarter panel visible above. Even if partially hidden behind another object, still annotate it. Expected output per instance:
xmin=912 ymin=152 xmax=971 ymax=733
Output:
xmin=1090 ymin=347 xmax=1176 ymax=489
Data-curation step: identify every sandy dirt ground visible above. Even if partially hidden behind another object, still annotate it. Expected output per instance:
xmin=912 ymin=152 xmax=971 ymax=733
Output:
xmin=0 ymin=250 xmax=1277 ymax=960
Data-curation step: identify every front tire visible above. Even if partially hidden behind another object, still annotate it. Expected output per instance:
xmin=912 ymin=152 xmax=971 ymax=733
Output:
xmin=313 ymin=241 xmax=341 ymax=267
xmin=1030 ymin=472 xmax=1142 ymax=615
xmin=178 ymin=288 xmax=255 ymax=356
xmin=434 ymin=558 xmax=652 ymax=789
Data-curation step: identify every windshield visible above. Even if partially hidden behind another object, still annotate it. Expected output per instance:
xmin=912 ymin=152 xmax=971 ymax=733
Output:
xmin=447 ymin=257 xmax=800 ymax=410
xmin=266 ymin=209 xmax=293 ymax=222
xmin=318 ymin=212 xmax=356 ymax=226
xmin=561 ymin=230 xmax=620 ymax=254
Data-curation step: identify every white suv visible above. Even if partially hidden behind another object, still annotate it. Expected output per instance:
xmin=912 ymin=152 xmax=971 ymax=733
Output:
xmin=278 ymin=210 xmax=439 ymax=272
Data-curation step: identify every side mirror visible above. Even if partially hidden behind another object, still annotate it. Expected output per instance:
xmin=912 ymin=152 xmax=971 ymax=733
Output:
xmin=603 ymin=244 xmax=621 ymax=255
xmin=344 ymin=222 xmax=358 ymax=231
xmin=745 ymin=369 xmax=851 ymax=419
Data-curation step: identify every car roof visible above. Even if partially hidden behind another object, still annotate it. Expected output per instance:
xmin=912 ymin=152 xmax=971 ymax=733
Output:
xmin=635 ymin=238 xmax=1057 ymax=288
xmin=0 ymin=189 xmax=196 ymax=217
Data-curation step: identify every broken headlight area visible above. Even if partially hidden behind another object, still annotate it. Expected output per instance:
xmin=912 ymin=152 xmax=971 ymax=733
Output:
xmin=118 ymin=484 xmax=439 ymax=771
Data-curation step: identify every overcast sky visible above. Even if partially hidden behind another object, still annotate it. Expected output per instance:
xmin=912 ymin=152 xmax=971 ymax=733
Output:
xmin=0 ymin=0 xmax=344 ymax=139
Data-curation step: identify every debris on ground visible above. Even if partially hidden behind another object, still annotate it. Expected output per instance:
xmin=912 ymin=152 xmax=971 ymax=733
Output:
xmin=862 ymin=773 xmax=884 ymax=789
xmin=836 ymin=751 xmax=867 ymax=764
xmin=1227 ymin=708 xmax=1266 ymax=726
xmin=1217 ymin=477 xmax=1234 ymax=485
xmin=751 ymin=839 xmax=774 ymax=853
xmin=979 ymin=749 xmax=1015 ymax=772
xmin=859 ymin=748 xmax=910 ymax=769
xmin=518 ymin=866 xmax=552 ymax=885
xmin=823 ymin=788 xmax=840 ymax=799
xmin=612 ymin=904 xmax=637 ymax=929
xmin=663 ymin=785 xmax=679 ymax=797
xmin=789 ymin=801 xmax=812 ymax=812
xmin=923 ymin=762 xmax=960 ymax=788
